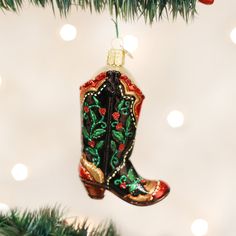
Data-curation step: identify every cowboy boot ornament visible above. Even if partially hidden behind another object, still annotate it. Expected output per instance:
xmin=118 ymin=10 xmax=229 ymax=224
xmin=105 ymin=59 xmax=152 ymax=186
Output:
xmin=79 ymin=48 xmax=170 ymax=206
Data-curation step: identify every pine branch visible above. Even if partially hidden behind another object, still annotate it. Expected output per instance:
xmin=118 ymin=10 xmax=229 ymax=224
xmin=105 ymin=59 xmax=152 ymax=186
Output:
xmin=0 ymin=0 xmax=198 ymax=23
xmin=0 ymin=207 xmax=119 ymax=236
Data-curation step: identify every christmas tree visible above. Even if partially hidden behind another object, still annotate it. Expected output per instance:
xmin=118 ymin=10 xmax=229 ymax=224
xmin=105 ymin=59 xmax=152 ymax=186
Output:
xmin=0 ymin=0 xmax=213 ymax=23
xmin=0 ymin=207 xmax=118 ymax=236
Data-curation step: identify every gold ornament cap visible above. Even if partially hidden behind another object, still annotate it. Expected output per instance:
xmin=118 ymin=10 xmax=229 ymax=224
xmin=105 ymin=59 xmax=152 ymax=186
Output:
xmin=107 ymin=48 xmax=125 ymax=67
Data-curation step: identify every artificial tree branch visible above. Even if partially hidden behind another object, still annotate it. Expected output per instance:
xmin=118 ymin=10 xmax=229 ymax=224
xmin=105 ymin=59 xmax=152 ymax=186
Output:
xmin=0 ymin=0 xmax=199 ymax=23
xmin=0 ymin=207 xmax=119 ymax=236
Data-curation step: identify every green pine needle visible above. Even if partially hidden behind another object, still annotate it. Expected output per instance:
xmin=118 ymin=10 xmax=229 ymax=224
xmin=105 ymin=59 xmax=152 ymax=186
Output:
xmin=0 ymin=0 xmax=198 ymax=23
xmin=0 ymin=207 xmax=119 ymax=236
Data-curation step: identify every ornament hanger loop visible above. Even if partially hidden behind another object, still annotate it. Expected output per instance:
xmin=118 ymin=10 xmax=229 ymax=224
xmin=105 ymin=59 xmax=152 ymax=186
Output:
xmin=110 ymin=38 xmax=133 ymax=59
xmin=111 ymin=37 xmax=123 ymax=49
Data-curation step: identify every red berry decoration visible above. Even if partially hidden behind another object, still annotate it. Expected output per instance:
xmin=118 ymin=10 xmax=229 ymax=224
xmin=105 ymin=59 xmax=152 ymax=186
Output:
xmin=199 ymin=0 xmax=214 ymax=5
xmin=118 ymin=143 xmax=125 ymax=152
xmin=99 ymin=108 xmax=106 ymax=116
xmin=112 ymin=112 xmax=120 ymax=120
xmin=84 ymin=106 xmax=90 ymax=113
xmin=88 ymin=140 xmax=95 ymax=148
xmin=140 ymin=179 xmax=146 ymax=184
xmin=116 ymin=122 xmax=123 ymax=130
xmin=120 ymin=182 xmax=127 ymax=189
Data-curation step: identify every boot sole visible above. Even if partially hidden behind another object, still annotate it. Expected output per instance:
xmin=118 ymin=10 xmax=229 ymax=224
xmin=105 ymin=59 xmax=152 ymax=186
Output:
xmin=80 ymin=178 xmax=170 ymax=207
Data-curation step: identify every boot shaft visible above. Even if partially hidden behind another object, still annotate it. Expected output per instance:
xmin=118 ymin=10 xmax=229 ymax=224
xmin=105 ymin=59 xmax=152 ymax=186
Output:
xmin=79 ymin=50 xmax=170 ymax=206
xmin=80 ymin=70 xmax=144 ymax=178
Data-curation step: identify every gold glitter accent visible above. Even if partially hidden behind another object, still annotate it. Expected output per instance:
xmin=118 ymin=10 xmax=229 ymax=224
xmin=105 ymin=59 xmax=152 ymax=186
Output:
xmin=152 ymin=181 xmax=161 ymax=196
xmin=107 ymin=49 xmax=125 ymax=67
xmin=125 ymin=193 xmax=153 ymax=202
xmin=144 ymin=180 xmax=157 ymax=193
xmin=81 ymin=154 xmax=105 ymax=184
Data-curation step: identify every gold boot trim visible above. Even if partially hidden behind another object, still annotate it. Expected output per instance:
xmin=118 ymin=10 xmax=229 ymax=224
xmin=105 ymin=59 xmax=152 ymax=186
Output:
xmin=81 ymin=154 xmax=105 ymax=184
xmin=152 ymin=181 xmax=161 ymax=196
xmin=144 ymin=180 xmax=157 ymax=193
xmin=125 ymin=193 xmax=153 ymax=203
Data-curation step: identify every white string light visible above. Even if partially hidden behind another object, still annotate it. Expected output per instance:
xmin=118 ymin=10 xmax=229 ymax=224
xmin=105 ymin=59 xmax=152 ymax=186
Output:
xmin=60 ymin=24 xmax=77 ymax=41
xmin=123 ymin=35 xmax=139 ymax=53
xmin=230 ymin=28 xmax=236 ymax=44
xmin=167 ymin=110 xmax=185 ymax=128
xmin=191 ymin=219 xmax=209 ymax=236
xmin=11 ymin=163 xmax=28 ymax=181
xmin=0 ymin=203 xmax=10 ymax=214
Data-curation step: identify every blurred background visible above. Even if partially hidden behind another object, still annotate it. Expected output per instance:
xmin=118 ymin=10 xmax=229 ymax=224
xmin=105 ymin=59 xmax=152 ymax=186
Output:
xmin=0 ymin=1 xmax=236 ymax=235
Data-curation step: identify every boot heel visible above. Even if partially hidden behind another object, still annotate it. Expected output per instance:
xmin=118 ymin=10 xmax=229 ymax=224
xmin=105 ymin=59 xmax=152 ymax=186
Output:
xmin=82 ymin=182 xmax=105 ymax=199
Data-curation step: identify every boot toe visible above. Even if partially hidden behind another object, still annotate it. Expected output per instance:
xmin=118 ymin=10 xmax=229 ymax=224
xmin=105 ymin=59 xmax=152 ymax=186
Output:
xmin=152 ymin=180 xmax=170 ymax=201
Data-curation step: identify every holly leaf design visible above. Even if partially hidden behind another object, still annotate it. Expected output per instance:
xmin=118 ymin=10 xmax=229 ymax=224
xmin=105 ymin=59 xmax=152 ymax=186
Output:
xmin=93 ymin=129 xmax=106 ymax=138
xmin=118 ymin=99 xmax=125 ymax=111
xmin=96 ymin=140 xmax=104 ymax=150
xmin=93 ymin=96 xmax=100 ymax=105
xmin=82 ymin=127 xmax=90 ymax=139
xmin=128 ymin=168 xmax=136 ymax=182
xmin=126 ymin=132 xmax=133 ymax=138
xmin=129 ymin=183 xmax=138 ymax=193
xmin=114 ymin=179 xmax=121 ymax=185
xmin=86 ymin=147 xmax=96 ymax=156
xmin=90 ymin=109 xmax=97 ymax=123
xmin=126 ymin=116 xmax=131 ymax=132
xmin=121 ymin=175 xmax=127 ymax=182
xmin=111 ymin=140 xmax=117 ymax=152
xmin=112 ymin=130 xmax=124 ymax=143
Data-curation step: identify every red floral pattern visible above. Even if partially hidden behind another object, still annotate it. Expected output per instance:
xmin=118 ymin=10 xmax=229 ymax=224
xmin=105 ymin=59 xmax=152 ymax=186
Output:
xmin=120 ymin=182 xmax=127 ymax=189
xmin=88 ymin=140 xmax=95 ymax=148
xmin=118 ymin=143 xmax=125 ymax=152
xmin=116 ymin=123 xmax=123 ymax=130
xmin=84 ymin=106 xmax=89 ymax=113
xmin=112 ymin=112 xmax=120 ymax=120
xmin=99 ymin=108 xmax=106 ymax=116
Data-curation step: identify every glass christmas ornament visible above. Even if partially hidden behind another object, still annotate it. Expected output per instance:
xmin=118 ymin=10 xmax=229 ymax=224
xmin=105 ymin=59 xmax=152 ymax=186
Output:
xmin=79 ymin=46 xmax=170 ymax=206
